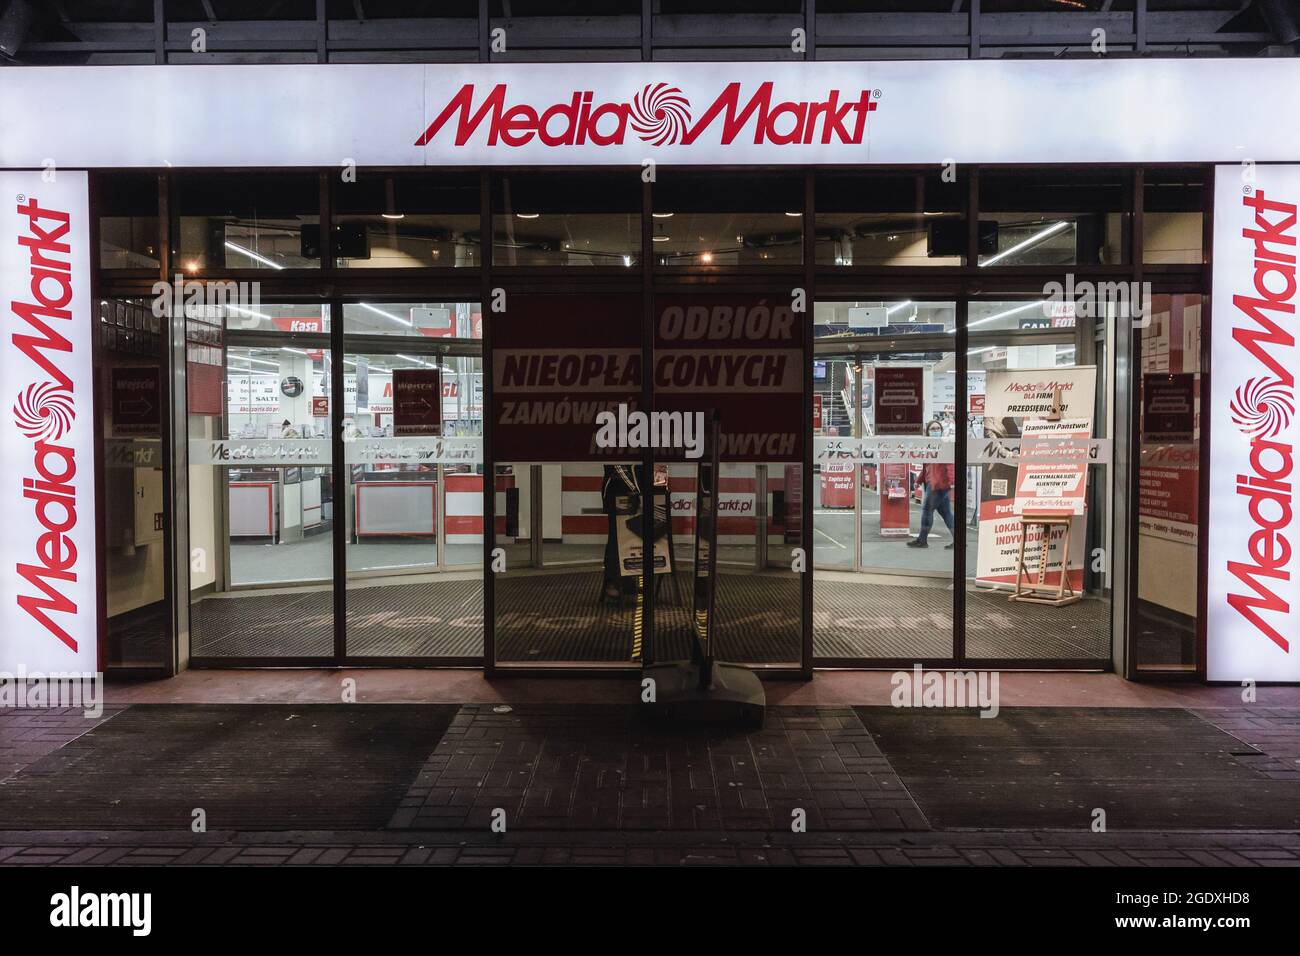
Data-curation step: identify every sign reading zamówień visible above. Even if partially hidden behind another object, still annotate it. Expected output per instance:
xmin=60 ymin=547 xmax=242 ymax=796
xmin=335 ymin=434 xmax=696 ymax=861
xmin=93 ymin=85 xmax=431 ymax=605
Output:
xmin=653 ymin=297 xmax=804 ymax=462
xmin=392 ymin=368 xmax=442 ymax=437
xmin=1 ymin=172 xmax=98 ymax=672
xmin=1208 ymin=165 xmax=1300 ymax=683
xmin=492 ymin=294 xmax=642 ymax=461
xmin=7 ymin=62 xmax=1300 ymax=168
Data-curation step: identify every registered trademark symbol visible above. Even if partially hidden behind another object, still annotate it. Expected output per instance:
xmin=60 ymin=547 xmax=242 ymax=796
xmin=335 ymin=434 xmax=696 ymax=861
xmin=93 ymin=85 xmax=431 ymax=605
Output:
xmin=1243 ymin=184 xmax=1253 ymax=195
xmin=872 ymin=89 xmax=881 ymax=99
xmin=16 ymin=193 xmax=24 ymax=203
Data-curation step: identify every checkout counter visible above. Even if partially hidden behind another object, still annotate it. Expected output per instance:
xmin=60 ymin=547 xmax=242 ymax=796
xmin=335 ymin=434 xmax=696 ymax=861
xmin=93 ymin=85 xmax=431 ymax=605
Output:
xmin=229 ymin=467 xmax=329 ymax=542
xmin=352 ymin=469 xmax=438 ymax=538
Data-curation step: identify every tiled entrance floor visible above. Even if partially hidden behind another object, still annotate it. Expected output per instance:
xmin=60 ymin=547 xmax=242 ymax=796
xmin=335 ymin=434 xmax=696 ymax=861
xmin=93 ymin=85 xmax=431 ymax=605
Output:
xmin=390 ymin=705 xmax=928 ymax=831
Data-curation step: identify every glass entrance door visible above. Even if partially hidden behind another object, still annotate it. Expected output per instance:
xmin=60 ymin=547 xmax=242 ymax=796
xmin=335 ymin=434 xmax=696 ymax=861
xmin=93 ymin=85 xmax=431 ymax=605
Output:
xmin=340 ymin=302 xmax=484 ymax=661
xmin=812 ymin=301 xmax=959 ymax=663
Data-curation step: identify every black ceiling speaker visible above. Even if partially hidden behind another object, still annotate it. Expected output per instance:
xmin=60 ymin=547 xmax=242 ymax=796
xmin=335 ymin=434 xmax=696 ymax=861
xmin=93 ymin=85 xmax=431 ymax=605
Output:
xmin=0 ymin=0 xmax=34 ymax=61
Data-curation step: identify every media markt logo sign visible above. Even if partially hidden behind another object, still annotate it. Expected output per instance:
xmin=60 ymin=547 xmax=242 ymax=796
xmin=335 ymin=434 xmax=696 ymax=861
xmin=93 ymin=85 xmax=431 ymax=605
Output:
xmin=8 ymin=194 xmax=86 ymax=654
xmin=415 ymin=80 xmax=879 ymax=149
xmin=1223 ymin=188 xmax=1297 ymax=659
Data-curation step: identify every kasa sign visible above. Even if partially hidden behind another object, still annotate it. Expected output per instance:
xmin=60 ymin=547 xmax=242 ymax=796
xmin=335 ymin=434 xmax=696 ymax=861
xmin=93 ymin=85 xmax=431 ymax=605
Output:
xmin=1209 ymin=165 xmax=1300 ymax=682
xmin=1 ymin=171 xmax=97 ymax=672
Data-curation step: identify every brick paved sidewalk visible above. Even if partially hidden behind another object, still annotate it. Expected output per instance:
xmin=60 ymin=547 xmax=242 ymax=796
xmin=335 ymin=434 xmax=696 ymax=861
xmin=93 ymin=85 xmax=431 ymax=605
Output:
xmin=0 ymin=828 xmax=1297 ymax=867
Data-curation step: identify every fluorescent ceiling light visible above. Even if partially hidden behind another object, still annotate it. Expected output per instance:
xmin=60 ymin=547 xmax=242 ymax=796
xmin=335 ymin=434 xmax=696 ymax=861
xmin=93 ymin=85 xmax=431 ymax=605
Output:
xmin=959 ymin=300 xmax=1046 ymax=333
xmin=979 ymin=220 xmax=1070 ymax=267
xmin=223 ymin=304 xmax=272 ymax=320
xmin=885 ymin=300 xmax=913 ymax=315
xmin=224 ymin=241 xmax=284 ymax=270
xmin=359 ymin=302 xmax=410 ymax=327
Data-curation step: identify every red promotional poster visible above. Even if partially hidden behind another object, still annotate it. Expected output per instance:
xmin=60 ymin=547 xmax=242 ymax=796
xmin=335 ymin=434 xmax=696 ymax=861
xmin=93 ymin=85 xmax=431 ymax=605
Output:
xmin=874 ymin=366 xmax=923 ymax=535
xmin=873 ymin=366 xmax=924 ymax=435
xmin=653 ymin=295 xmax=804 ymax=462
xmin=1137 ymin=443 xmax=1200 ymax=544
xmin=492 ymin=294 xmax=642 ymax=461
xmin=311 ymin=395 xmax=330 ymax=418
xmin=110 ymin=366 xmax=162 ymax=437
xmin=392 ymin=368 xmax=442 ymax=436
xmin=820 ymin=461 xmax=855 ymax=508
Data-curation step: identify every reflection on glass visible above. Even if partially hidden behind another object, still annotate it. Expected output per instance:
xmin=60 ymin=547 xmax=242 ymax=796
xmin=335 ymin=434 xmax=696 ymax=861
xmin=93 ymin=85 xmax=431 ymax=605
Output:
xmin=964 ymin=332 xmax=1111 ymax=661
xmin=334 ymin=172 xmax=480 ymax=268
xmin=653 ymin=173 xmax=803 ymax=266
xmin=173 ymin=172 xmax=320 ymax=271
xmin=1144 ymin=169 xmax=1205 ymax=265
xmin=812 ymin=338 xmax=958 ymax=661
xmin=815 ymin=172 xmax=965 ymax=266
xmin=1134 ymin=294 xmax=1201 ymax=671
xmin=188 ymin=343 xmax=334 ymax=659
xmin=493 ymin=172 xmax=639 ymax=266
xmin=341 ymin=351 xmax=485 ymax=658
xmin=495 ymin=460 xmax=645 ymax=665
xmin=977 ymin=170 xmax=1130 ymax=266
xmin=342 ymin=301 xmax=482 ymax=339
xmin=98 ymin=173 xmax=159 ymax=270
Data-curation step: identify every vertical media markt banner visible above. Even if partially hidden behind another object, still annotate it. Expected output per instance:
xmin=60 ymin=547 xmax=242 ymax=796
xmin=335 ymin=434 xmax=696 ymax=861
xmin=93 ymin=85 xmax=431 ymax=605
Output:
xmin=1208 ymin=164 xmax=1300 ymax=683
xmin=1 ymin=171 xmax=98 ymax=672
xmin=652 ymin=296 xmax=804 ymax=462
xmin=491 ymin=294 xmax=642 ymax=461
xmin=974 ymin=366 xmax=1096 ymax=591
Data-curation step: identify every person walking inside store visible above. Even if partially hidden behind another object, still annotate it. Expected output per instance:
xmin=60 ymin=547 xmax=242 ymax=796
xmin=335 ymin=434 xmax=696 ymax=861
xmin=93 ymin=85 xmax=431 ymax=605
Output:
xmin=907 ymin=459 xmax=956 ymax=550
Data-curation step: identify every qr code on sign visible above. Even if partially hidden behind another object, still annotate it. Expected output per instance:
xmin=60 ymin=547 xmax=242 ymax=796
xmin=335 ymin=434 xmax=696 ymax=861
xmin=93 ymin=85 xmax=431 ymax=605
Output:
xmin=991 ymin=479 xmax=1008 ymax=496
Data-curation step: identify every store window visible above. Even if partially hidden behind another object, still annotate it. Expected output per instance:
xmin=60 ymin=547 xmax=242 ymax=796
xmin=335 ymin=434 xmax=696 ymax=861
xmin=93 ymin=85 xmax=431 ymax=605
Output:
xmin=99 ymin=298 xmax=170 ymax=669
xmin=97 ymin=172 xmax=160 ymax=270
xmin=342 ymin=301 xmax=482 ymax=339
xmin=811 ymin=302 xmax=958 ymax=661
xmin=492 ymin=171 xmax=640 ymax=267
xmin=1133 ymin=294 xmax=1202 ymax=672
xmin=186 ymin=309 xmax=334 ymax=660
xmin=333 ymin=172 xmax=480 ymax=268
xmin=172 ymin=172 xmax=321 ymax=272
xmin=815 ymin=299 xmax=957 ymax=339
xmin=816 ymin=171 xmax=965 ymax=266
xmin=965 ymin=306 xmax=1111 ymax=662
xmin=978 ymin=169 xmax=1130 ymax=266
xmin=1143 ymin=168 xmax=1205 ymax=265
xmin=653 ymin=172 xmax=803 ymax=266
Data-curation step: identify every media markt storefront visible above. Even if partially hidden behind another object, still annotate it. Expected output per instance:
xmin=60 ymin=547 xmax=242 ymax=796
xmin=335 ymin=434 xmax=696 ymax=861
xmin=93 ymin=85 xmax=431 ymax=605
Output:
xmin=1 ymin=59 xmax=1298 ymax=685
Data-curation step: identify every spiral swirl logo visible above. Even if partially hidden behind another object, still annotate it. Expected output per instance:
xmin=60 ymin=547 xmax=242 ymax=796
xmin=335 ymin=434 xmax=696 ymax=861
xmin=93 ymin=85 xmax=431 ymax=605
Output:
xmin=1230 ymin=377 xmax=1294 ymax=439
xmin=630 ymin=83 xmax=692 ymax=146
xmin=13 ymin=381 xmax=75 ymax=442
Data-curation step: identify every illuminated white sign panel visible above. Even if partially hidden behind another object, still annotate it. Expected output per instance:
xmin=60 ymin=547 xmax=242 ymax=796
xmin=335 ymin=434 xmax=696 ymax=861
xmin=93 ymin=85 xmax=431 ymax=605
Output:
xmin=0 ymin=171 xmax=98 ymax=672
xmin=1209 ymin=164 xmax=1300 ymax=683
xmin=4 ymin=60 xmax=1300 ymax=168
